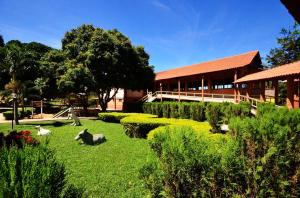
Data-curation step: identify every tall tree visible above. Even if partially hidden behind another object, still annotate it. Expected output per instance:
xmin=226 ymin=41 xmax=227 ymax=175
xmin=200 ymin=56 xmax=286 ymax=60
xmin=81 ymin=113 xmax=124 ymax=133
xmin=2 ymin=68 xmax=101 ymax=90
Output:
xmin=39 ymin=49 xmax=66 ymax=99
xmin=3 ymin=41 xmax=28 ymax=124
xmin=0 ymin=36 xmax=8 ymax=89
xmin=280 ymin=0 xmax=300 ymax=24
xmin=0 ymin=35 xmax=4 ymax=47
xmin=61 ymin=25 xmax=155 ymax=111
xmin=266 ymin=23 xmax=300 ymax=67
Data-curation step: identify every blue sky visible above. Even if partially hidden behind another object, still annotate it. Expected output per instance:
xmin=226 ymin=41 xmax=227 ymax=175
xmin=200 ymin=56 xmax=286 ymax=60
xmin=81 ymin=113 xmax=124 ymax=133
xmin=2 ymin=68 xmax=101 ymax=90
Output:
xmin=0 ymin=0 xmax=295 ymax=71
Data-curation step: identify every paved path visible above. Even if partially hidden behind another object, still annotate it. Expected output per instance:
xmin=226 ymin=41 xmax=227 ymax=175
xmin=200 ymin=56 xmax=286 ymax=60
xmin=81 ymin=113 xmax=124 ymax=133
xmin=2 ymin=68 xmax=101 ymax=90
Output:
xmin=0 ymin=113 xmax=4 ymax=121
xmin=0 ymin=116 xmax=98 ymax=124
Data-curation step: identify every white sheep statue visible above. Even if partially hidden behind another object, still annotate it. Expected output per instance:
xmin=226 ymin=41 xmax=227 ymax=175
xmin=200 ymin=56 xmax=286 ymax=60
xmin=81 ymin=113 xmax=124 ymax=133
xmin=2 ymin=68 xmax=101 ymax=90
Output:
xmin=75 ymin=129 xmax=106 ymax=145
xmin=35 ymin=125 xmax=51 ymax=136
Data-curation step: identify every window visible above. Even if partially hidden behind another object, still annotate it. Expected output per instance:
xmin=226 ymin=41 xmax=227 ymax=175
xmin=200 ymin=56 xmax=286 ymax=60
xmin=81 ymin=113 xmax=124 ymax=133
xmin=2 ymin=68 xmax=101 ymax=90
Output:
xmin=241 ymin=84 xmax=247 ymax=89
xmin=224 ymin=84 xmax=233 ymax=89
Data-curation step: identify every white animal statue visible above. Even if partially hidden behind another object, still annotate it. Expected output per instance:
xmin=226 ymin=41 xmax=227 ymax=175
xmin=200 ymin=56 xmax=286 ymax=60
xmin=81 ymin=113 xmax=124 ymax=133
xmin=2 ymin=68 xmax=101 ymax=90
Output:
xmin=75 ymin=129 xmax=106 ymax=145
xmin=35 ymin=125 xmax=51 ymax=136
xmin=68 ymin=107 xmax=81 ymax=126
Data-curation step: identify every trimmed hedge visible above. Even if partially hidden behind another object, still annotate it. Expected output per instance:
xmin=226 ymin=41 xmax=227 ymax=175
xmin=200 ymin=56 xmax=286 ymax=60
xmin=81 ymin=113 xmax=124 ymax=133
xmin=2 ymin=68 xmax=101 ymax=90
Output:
xmin=2 ymin=110 xmax=32 ymax=120
xmin=99 ymin=112 xmax=212 ymax=139
xmin=205 ymin=103 xmax=223 ymax=133
xmin=221 ymin=101 xmax=251 ymax=123
xmin=98 ymin=112 xmax=156 ymax=123
xmin=189 ymin=102 xmax=206 ymax=121
xmin=143 ymin=102 xmax=206 ymax=121
xmin=2 ymin=110 xmax=22 ymax=120
xmin=143 ymin=102 xmax=251 ymax=127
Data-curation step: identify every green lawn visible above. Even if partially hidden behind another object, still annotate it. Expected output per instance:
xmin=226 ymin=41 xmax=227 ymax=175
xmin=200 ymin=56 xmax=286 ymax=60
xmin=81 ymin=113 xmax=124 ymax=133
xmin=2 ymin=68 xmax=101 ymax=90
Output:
xmin=0 ymin=119 xmax=153 ymax=197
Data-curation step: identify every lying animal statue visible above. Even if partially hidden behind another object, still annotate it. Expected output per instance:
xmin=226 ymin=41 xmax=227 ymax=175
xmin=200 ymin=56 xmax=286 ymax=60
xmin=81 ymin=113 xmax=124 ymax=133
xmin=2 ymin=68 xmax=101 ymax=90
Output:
xmin=75 ymin=129 xmax=106 ymax=145
xmin=35 ymin=125 xmax=51 ymax=136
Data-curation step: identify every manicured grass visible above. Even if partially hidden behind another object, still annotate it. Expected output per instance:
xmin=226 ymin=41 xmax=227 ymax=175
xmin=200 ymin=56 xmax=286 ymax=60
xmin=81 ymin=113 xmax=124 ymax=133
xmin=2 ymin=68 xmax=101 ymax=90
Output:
xmin=0 ymin=119 xmax=153 ymax=197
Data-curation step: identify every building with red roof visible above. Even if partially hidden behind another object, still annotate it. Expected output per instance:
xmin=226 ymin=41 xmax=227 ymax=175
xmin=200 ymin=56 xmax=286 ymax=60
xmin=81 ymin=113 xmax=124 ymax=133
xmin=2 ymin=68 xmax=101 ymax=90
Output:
xmin=234 ymin=61 xmax=300 ymax=109
xmin=155 ymin=50 xmax=262 ymax=96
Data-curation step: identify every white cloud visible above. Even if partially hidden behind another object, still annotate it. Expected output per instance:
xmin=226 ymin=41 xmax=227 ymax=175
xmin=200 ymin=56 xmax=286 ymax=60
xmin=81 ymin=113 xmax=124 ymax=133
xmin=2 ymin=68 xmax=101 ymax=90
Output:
xmin=151 ymin=0 xmax=171 ymax=11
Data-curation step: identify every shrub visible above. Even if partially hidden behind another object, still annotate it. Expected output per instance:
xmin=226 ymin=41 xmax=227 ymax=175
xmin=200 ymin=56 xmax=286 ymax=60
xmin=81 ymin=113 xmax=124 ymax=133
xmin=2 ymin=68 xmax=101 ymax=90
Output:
xmin=20 ymin=109 xmax=32 ymax=118
xmin=189 ymin=102 xmax=206 ymax=121
xmin=98 ymin=113 xmax=129 ymax=123
xmin=256 ymin=103 xmax=276 ymax=117
xmin=169 ymin=102 xmax=179 ymax=118
xmin=228 ymin=107 xmax=300 ymax=197
xmin=2 ymin=110 xmax=31 ymax=120
xmin=142 ymin=102 xmax=206 ymax=121
xmin=142 ymin=103 xmax=152 ymax=114
xmin=178 ymin=102 xmax=190 ymax=119
xmin=141 ymin=126 xmax=242 ymax=197
xmin=139 ymin=158 xmax=163 ymax=197
xmin=152 ymin=102 xmax=163 ymax=117
xmin=222 ymin=102 xmax=251 ymax=124
xmin=0 ymin=144 xmax=84 ymax=198
xmin=206 ymin=103 xmax=223 ymax=133
xmin=162 ymin=102 xmax=170 ymax=118
xmin=99 ymin=112 xmax=156 ymax=123
xmin=120 ymin=116 xmax=170 ymax=138
xmin=3 ymin=110 xmax=19 ymax=120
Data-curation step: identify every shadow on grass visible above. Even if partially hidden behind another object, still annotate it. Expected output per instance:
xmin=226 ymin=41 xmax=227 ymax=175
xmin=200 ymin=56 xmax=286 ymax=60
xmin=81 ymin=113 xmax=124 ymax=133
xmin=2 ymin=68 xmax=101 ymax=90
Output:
xmin=76 ymin=140 xmax=108 ymax=146
xmin=21 ymin=121 xmax=72 ymax=127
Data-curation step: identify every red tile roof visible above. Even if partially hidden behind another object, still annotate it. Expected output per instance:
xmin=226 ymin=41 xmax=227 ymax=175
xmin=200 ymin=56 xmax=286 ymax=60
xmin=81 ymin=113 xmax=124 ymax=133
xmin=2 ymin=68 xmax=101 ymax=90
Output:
xmin=235 ymin=60 xmax=300 ymax=83
xmin=155 ymin=50 xmax=259 ymax=81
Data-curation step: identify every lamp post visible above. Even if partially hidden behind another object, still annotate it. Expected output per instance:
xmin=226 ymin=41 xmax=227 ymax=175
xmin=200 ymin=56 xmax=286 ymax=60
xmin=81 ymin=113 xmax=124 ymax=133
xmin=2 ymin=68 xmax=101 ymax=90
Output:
xmin=12 ymin=92 xmax=18 ymax=128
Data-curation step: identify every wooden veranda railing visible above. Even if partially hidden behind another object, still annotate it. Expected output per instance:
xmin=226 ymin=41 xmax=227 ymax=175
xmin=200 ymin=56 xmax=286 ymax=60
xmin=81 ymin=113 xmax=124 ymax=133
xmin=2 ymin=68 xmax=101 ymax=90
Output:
xmin=141 ymin=91 xmax=265 ymax=109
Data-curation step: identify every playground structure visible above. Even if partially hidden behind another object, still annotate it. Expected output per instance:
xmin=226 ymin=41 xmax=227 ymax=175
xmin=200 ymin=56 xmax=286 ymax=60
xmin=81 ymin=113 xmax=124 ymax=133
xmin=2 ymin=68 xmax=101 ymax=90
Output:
xmin=53 ymin=106 xmax=81 ymax=126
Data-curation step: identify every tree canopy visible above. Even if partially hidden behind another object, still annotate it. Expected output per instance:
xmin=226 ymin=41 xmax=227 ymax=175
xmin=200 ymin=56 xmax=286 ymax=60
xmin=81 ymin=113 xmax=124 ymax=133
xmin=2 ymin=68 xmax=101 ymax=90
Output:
xmin=0 ymin=40 xmax=54 ymax=104
xmin=0 ymin=35 xmax=4 ymax=47
xmin=266 ymin=23 xmax=300 ymax=67
xmin=61 ymin=24 xmax=155 ymax=111
xmin=0 ymin=25 xmax=155 ymax=112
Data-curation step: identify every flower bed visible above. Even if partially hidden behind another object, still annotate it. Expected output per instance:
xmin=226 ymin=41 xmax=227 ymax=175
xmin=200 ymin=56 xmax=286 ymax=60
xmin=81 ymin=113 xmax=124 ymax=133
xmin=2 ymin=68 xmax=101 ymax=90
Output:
xmin=0 ymin=130 xmax=39 ymax=149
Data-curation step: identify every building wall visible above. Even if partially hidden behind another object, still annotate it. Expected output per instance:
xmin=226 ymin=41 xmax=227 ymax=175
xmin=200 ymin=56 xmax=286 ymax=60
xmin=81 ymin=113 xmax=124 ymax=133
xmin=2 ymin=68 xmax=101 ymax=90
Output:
xmin=125 ymin=90 xmax=145 ymax=102
xmin=107 ymin=98 xmax=123 ymax=110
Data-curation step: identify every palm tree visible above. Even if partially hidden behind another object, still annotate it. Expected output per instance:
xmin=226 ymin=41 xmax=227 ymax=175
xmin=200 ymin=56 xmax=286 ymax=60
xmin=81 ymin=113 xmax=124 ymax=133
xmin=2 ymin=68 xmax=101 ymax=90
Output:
xmin=4 ymin=41 xmax=32 ymax=124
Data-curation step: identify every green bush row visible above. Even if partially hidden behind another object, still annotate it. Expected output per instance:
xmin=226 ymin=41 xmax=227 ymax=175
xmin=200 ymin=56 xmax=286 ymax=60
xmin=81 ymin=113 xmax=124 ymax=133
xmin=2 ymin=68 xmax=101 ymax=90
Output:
xmin=2 ymin=110 xmax=32 ymax=120
xmin=143 ymin=102 xmax=206 ymax=121
xmin=143 ymin=101 xmax=251 ymax=133
xmin=0 ymin=144 xmax=84 ymax=198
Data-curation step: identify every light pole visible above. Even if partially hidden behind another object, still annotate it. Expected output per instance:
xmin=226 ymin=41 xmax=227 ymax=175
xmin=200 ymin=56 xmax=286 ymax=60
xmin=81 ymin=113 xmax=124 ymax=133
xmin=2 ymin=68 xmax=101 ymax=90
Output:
xmin=12 ymin=92 xmax=18 ymax=128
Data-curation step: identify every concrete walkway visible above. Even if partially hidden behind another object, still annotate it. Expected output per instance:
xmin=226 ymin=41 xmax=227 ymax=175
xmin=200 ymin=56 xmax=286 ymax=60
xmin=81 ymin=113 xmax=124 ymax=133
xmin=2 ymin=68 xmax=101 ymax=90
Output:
xmin=0 ymin=115 xmax=98 ymax=124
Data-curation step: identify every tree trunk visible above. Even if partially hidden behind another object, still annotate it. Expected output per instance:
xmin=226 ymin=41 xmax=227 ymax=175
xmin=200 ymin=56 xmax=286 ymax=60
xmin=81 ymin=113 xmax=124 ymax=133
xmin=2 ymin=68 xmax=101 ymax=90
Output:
xmin=98 ymin=94 xmax=108 ymax=112
xmin=83 ymin=95 xmax=88 ymax=116
xmin=97 ymin=88 xmax=118 ymax=112
xmin=13 ymin=96 xmax=19 ymax=125
xmin=99 ymin=102 xmax=108 ymax=112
